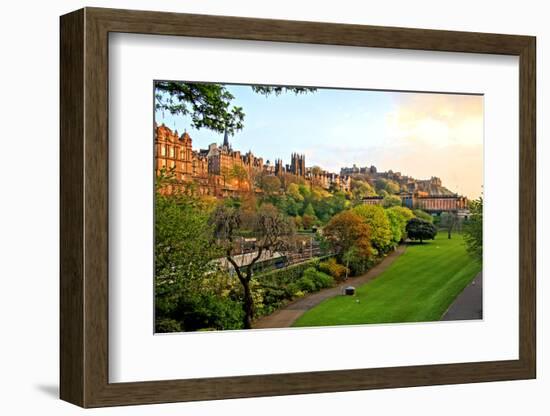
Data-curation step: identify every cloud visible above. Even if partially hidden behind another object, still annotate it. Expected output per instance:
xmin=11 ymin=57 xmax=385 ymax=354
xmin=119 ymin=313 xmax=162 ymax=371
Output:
xmin=387 ymin=93 xmax=483 ymax=147
xmin=380 ymin=93 xmax=484 ymax=199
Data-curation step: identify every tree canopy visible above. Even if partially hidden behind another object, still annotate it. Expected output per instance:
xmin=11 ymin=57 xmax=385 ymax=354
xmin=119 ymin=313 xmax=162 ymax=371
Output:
xmin=405 ymin=217 xmax=437 ymax=243
xmin=463 ymin=198 xmax=482 ymax=261
xmin=352 ymin=204 xmax=393 ymax=254
xmin=155 ymin=81 xmax=316 ymax=135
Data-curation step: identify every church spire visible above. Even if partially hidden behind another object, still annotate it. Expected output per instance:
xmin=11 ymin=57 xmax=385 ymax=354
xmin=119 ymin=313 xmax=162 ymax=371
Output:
xmin=223 ymin=128 xmax=229 ymax=148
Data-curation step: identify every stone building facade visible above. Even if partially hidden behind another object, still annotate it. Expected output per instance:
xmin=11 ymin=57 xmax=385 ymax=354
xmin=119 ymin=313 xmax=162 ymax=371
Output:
xmin=154 ymin=124 xmax=350 ymax=196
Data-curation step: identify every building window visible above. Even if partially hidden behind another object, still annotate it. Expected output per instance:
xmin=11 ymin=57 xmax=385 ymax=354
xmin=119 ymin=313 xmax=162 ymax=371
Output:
xmin=160 ymin=146 xmax=166 ymax=156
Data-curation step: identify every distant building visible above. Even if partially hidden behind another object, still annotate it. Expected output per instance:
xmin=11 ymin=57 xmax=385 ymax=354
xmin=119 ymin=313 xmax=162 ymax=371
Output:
xmin=155 ymin=124 xmax=351 ymax=196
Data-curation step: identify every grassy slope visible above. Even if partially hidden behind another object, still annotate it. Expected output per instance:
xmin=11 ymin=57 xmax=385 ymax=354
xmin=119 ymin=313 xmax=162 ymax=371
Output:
xmin=293 ymin=232 xmax=481 ymax=328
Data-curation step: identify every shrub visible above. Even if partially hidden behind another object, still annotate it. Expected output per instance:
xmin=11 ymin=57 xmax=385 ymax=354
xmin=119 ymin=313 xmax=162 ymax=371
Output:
xmin=302 ymin=267 xmax=334 ymax=290
xmin=155 ymin=318 xmax=183 ymax=333
xmin=257 ymin=256 xmax=333 ymax=286
xmin=297 ymin=275 xmax=317 ymax=292
xmin=319 ymin=258 xmax=349 ymax=281
xmin=406 ymin=217 xmax=437 ymax=243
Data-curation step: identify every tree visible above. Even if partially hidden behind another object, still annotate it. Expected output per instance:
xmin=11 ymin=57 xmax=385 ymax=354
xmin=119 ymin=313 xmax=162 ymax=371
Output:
xmin=387 ymin=206 xmax=415 ymax=240
xmin=353 ymin=204 xmax=393 ymax=254
xmin=385 ymin=208 xmax=403 ymax=247
xmin=440 ymin=211 xmax=459 ymax=239
xmin=155 ymin=81 xmax=315 ymax=135
xmin=405 ymin=218 xmax=437 ymax=243
xmin=382 ymin=194 xmax=402 ymax=208
xmin=302 ymin=214 xmax=316 ymax=230
xmin=413 ymin=209 xmax=434 ymax=223
xmin=227 ymin=164 xmax=249 ymax=190
xmin=155 ymin=191 xmax=223 ymax=331
xmin=256 ymin=174 xmax=281 ymax=195
xmin=323 ymin=210 xmax=372 ymax=274
xmin=209 ymin=204 xmax=295 ymax=328
xmin=351 ymin=179 xmax=376 ymax=203
xmin=463 ymin=198 xmax=482 ymax=261
xmin=375 ymin=178 xmax=400 ymax=195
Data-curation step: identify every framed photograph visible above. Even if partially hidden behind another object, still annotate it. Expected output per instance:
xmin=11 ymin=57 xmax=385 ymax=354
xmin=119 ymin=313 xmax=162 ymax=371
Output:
xmin=60 ymin=7 xmax=536 ymax=408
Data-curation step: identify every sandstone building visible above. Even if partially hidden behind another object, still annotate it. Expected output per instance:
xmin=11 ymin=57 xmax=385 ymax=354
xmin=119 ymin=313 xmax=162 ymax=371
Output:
xmin=154 ymin=124 xmax=351 ymax=196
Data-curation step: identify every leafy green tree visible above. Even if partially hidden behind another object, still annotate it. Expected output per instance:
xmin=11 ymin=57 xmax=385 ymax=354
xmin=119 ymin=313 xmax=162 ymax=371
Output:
xmin=382 ymin=194 xmax=402 ymax=208
xmin=286 ymin=183 xmax=304 ymax=202
xmin=405 ymin=217 xmax=437 ymax=243
xmin=463 ymin=198 xmax=483 ymax=261
xmin=413 ymin=209 xmax=434 ymax=223
xmin=351 ymin=179 xmax=376 ymax=204
xmin=155 ymin=191 xmax=224 ymax=331
xmin=353 ymin=204 xmax=393 ymax=254
xmin=385 ymin=208 xmax=403 ymax=247
xmin=375 ymin=178 xmax=400 ymax=195
xmin=155 ymin=81 xmax=315 ymax=135
xmin=210 ymin=203 xmax=295 ymax=329
xmin=303 ymin=202 xmax=317 ymax=218
xmin=387 ymin=206 xmax=415 ymax=240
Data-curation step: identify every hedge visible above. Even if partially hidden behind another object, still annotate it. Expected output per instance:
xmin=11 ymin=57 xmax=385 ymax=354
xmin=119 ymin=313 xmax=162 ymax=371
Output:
xmin=256 ymin=255 xmax=335 ymax=286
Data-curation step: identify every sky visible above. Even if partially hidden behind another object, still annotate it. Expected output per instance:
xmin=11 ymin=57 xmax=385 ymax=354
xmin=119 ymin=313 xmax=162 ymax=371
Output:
xmin=155 ymin=84 xmax=483 ymax=200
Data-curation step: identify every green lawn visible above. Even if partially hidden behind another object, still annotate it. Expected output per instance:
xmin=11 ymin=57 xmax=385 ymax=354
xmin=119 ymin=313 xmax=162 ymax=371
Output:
xmin=292 ymin=232 xmax=481 ymax=328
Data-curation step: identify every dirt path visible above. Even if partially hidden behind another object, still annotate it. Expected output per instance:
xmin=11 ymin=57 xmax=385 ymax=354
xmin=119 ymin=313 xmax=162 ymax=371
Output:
xmin=252 ymin=245 xmax=407 ymax=329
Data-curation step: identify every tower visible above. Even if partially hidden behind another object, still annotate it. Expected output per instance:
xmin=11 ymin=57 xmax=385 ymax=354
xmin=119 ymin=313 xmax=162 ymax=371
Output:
xmin=223 ymin=129 xmax=230 ymax=149
xmin=275 ymin=159 xmax=284 ymax=176
xmin=290 ymin=153 xmax=305 ymax=177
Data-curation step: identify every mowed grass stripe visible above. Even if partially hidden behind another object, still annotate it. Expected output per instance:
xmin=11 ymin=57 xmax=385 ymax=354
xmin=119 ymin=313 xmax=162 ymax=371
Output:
xmin=292 ymin=232 xmax=481 ymax=327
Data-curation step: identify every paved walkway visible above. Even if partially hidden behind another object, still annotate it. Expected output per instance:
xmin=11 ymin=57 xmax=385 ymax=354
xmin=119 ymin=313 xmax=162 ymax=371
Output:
xmin=441 ymin=272 xmax=483 ymax=321
xmin=253 ymin=245 xmax=407 ymax=329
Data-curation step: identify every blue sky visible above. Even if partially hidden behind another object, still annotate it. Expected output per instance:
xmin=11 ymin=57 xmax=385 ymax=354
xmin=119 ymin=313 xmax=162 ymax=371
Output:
xmin=155 ymin=84 xmax=483 ymax=199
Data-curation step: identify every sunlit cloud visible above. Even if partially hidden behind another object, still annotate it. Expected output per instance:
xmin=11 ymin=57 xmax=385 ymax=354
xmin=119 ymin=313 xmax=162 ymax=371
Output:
xmin=381 ymin=93 xmax=483 ymax=199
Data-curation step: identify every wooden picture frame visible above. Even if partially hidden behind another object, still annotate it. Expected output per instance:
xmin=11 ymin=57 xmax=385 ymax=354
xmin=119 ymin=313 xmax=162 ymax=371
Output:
xmin=60 ymin=7 xmax=536 ymax=408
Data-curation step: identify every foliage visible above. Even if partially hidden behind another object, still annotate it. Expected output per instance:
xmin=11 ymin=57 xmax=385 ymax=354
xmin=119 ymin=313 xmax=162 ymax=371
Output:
xmin=385 ymin=208 xmax=404 ymax=247
xmin=351 ymin=179 xmax=376 ymax=203
xmin=375 ymin=178 xmax=400 ymax=195
xmin=257 ymin=257 xmax=324 ymax=285
xmin=352 ymin=204 xmax=392 ymax=254
xmin=405 ymin=218 xmax=437 ymax=243
xmin=256 ymin=173 xmax=281 ymax=195
xmin=155 ymin=190 xmax=248 ymax=332
xmin=155 ymin=193 xmax=221 ymax=313
xmin=155 ymin=82 xmax=315 ymax=135
xmin=298 ymin=268 xmax=334 ymax=292
xmin=387 ymin=206 xmax=415 ymax=239
xmin=323 ymin=211 xmax=371 ymax=258
xmin=413 ymin=209 xmax=434 ymax=223
xmin=209 ymin=203 xmax=296 ymax=328
xmin=323 ymin=210 xmax=372 ymax=274
xmin=440 ymin=211 xmax=460 ymax=239
xmin=155 ymin=81 xmax=245 ymax=135
xmin=318 ymin=258 xmax=349 ymax=281
xmin=302 ymin=214 xmax=316 ymax=230
xmin=463 ymin=198 xmax=483 ymax=261
xmin=226 ymin=164 xmax=249 ymax=189
xmin=382 ymin=194 xmax=402 ymax=208
xmin=251 ymin=85 xmax=317 ymax=96
xmin=155 ymin=318 xmax=183 ymax=333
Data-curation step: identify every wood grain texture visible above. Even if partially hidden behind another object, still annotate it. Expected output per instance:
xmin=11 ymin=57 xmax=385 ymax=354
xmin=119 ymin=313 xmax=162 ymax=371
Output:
xmin=59 ymin=7 xmax=537 ymax=408
xmin=59 ymin=8 xmax=85 ymax=407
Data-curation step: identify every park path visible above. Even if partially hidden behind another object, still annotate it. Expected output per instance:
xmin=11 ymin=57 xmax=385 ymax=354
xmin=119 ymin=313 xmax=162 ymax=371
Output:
xmin=441 ymin=272 xmax=483 ymax=321
xmin=252 ymin=245 xmax=407 ymax=329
